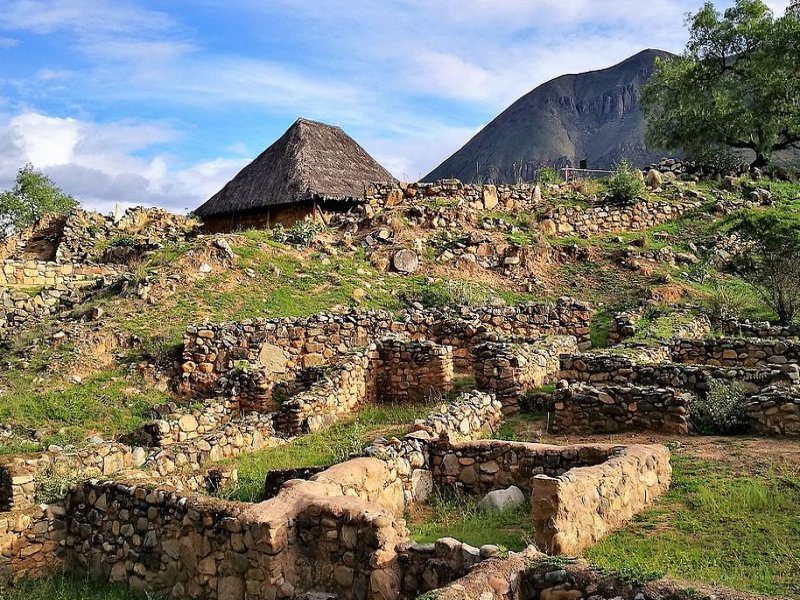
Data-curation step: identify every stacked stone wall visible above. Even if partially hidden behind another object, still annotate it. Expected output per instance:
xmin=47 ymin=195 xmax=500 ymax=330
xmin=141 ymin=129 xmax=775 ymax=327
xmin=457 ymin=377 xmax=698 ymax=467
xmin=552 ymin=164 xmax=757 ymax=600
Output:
xmin=540 ymin=199 xmax=701 ymax=237
xmin=550 ymin=384 xmax=691 ymax=434
xmin=376 ymin=338 xmax=453 ymax=403
xmin=64 ymin=461 xmax=408 ymax=600
xmin=434 ymin=549 xmax=757 ymax=600
xmin=531 ymin=444 xmax=671 ymax=554
xmin=364 ymin=391 xmax=502 ymax=502
xmin=429 ymin=440 xmax=613 ymax=496
xmin=670 ymin=337 xmax=800 ymax=367
xmin=746 ymin=385 xmax=800 ymax=436
xmin=0 ymin=503 xmax=65 ymax=581
xmin=559 ymin=352 xmax=799 ymax=393
xmin=273 ymin=349 xmax=378 ymax=436
xmin=366 ymin=180 xmax=538 ymax=212
xmin=722 ymin=319 xmax=800 ymax=340
xmin=472 ymin=335 xmax=578 ymax=414
xmin=181 ymin=298 xmax=592 ymax=396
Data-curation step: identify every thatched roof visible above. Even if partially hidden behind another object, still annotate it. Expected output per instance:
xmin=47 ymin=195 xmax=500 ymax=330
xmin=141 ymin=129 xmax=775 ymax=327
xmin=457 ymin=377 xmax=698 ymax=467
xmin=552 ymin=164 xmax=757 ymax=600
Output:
xmin=195 ymin=118 xmax=395 ymax=217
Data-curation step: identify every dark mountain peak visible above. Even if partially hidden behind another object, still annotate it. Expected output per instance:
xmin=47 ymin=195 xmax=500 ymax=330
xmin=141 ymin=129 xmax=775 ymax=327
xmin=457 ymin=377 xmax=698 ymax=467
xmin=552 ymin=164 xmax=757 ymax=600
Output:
xmin=424 ymin=49 xmax=677 ymax=184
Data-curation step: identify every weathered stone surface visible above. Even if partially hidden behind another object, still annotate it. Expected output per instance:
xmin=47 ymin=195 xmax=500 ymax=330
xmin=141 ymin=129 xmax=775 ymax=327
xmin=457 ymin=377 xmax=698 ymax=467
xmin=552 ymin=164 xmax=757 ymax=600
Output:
xmin=478 ymin=486 xmax=525 ymax=513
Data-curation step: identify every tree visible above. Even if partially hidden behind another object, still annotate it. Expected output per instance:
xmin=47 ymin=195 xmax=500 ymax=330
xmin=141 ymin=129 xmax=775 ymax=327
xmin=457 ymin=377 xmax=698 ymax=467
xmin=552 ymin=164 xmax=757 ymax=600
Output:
xmin=642 ymin=0 xmax=800 ymax=167
xmin=0 ymin=164 xmax=78 ymax=236
xmin=728 ymin=209 xmax=800 ymax=324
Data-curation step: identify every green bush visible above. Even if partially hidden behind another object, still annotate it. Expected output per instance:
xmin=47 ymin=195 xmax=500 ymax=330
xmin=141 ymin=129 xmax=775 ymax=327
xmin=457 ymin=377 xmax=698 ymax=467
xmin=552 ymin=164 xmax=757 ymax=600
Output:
xmin=271 ymin=220 xmax=322 ymax=248
xmin=692 ymin=380 xmax=749 ymax=434
xmin=536 ymin=167 xmax=561 ymax=185
xmin=607 ymin=159 xmax=645 ymax=204
xmin=704 ymin=283 xmax=752 ymax=323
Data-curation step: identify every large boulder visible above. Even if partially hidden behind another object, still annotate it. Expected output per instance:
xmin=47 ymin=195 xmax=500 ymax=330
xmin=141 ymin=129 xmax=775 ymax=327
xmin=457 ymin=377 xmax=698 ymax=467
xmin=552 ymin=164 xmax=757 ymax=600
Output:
xmin=645 ymin=169 xmax=663 ymax=188
xmin=393 ymin=249 xmax=419 ymax=274
xmin=478 ymin=485 xmax=525 ymax=513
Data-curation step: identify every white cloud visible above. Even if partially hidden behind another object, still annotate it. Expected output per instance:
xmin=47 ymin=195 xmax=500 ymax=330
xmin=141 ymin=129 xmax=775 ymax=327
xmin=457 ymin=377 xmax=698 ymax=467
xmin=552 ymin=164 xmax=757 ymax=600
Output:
xmin=0 ymin=37 xmax=19 ymax=48
xmin=0 ymin=111 xmax=246 ymax=213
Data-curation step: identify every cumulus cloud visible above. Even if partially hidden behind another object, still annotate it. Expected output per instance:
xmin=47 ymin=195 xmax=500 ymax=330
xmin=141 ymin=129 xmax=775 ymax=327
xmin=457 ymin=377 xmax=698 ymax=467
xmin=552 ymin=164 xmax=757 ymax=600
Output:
xmin=0 ymin=112 xmax=247 ymax=213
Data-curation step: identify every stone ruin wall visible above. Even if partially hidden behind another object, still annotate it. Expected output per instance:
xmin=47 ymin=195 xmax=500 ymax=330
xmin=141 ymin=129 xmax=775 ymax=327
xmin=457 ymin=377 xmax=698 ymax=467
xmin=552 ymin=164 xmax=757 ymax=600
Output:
xmin=434 ymin=548 xmax=756 ymax=600
xmin=472 ymin=335 xmax=579 ymax=414
xmin=722 ymin=319 xmax=800 ymax=340
xmin=558 ymin=353 xmax=800 ymax=436
xmin=376 ymin=338 xmax=454 ymax=403
xmin=429 ymin=440 xmax=670 ymax=556
xmin=539 ymin=198 xmax=702 ymax=237
xmin=366 ymin=179 xmax=702 ymax=238
xmin=670 ymin=337 xmax=800 ymax=367
xmin=531 ymin=444 xmax=671 ymax=555
xmin=559 ymin=352 xmax=799 ymax=393
xmin=550 ymin=384 xmax=691 ymax=435
xmin=180 ymin=299 xmax=593 ymax=399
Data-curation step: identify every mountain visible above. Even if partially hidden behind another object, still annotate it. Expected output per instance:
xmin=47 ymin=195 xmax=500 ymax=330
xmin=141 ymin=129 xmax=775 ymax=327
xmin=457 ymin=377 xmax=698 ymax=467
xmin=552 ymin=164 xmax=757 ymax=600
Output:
xmin=424 ymin=49 xmax=675 ymax=183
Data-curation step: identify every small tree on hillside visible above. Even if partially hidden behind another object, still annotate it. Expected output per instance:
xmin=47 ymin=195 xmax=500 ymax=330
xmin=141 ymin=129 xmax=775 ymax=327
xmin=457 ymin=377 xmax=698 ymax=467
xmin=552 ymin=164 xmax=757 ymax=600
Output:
xmin=642 ymin=0 xmax=800 ymax=167
xmin=729 ymin=210 xmax=800 ymax=325
xmin=0 ymin=164 xmax=78 ymax=236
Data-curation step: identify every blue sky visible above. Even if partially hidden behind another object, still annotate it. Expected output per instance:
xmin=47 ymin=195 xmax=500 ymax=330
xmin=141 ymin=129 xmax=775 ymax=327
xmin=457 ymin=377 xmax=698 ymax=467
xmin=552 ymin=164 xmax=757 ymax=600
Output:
xmin=0 ymin=0 xmax=791 ymax=212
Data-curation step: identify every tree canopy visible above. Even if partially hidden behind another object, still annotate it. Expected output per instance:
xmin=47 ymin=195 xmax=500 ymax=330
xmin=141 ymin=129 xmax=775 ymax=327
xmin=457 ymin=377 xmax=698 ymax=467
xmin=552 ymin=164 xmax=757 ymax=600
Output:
xmin=642 ymin=0 xmax=800 ymax=167
xmin=0 ymin=164 xmax=78 ymax=236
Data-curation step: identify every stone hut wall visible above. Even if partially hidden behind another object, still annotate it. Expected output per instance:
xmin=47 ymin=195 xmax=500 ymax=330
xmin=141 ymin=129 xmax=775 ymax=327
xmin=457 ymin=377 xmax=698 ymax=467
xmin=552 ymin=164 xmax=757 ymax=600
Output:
xmin=531 ymin=444 xmax=671 ymax=555
xmin=429 ymin=440 xmax=614 ymax=496
xmin=746 ymin=385 xmax=800 ymax=436
xmin=180 ymin=299 xmax=592 ymax=397
xmin=366 ymin=180 xmax=538 ymax=212
xmin=550 ymin=384 xmax=692 ymax=434
xmin=559 ymin=352 xmax=800 ymax=393
xmin=273 ymin=349 xmax=378 ymax=436
xmin=434 ymin=549 xmax=756 ymax=600
xmin=472 ymin=335 xmax=578 ymax=414
xmin=64 ymin=471 xmax=408 ymax=600
xmin=0 ymin=503 xmax=65 ymax=581
xmin=540 ymin=199 xmax=701 ymax=237
xmin=670 ymin=337 xmax=800 ymax=367
xmin=722 ymin=319 xmax=800 ymax=340
xmin=376 ymin=338 xmax=454 ymax=403
xmin=364 ymin=391 xmax=503 ymax=503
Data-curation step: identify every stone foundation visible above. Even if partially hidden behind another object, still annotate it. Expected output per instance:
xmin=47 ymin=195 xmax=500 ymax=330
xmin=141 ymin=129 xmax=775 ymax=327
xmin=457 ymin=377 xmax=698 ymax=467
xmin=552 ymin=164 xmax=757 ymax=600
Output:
xmin=550 ymin=384 xmax=692 ymax=434
xmin=746 ymin=385 xmax=800 ymax=436
xmin=473 ymin=336 xmax=578 ymax=414
xmin=376 ymin=338 xmax=453 ymax=403
xmin=180 ymin=299 xmax=593 ymax=396
xmin=670 ymin=337 xmax=800 ymax=367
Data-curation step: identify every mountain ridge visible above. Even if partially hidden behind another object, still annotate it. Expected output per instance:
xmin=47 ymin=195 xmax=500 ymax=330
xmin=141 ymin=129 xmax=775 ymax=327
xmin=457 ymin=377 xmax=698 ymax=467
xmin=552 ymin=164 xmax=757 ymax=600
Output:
xmin=424 ymin=49 xmax=676 ymax=183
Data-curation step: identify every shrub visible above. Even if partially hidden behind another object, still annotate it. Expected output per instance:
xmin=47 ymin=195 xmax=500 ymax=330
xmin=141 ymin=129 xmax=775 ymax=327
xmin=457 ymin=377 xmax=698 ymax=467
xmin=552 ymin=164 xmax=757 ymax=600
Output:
xmin=271 ymin=220 xmax=322 ymax=248
xmin=704 ymin=283 xmax=752 ymax=323
xmin=607 ymin=159 xmax=645 ymax=204
xmin=536 ymin=167 xmax=561 ymax=185
xmin=691 ymin=380 xmax=749 ymax=435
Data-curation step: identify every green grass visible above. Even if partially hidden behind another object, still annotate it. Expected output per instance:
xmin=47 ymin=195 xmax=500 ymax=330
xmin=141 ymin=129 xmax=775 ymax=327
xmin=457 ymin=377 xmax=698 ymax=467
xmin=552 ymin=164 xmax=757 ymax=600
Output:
xmin=0 ymin=574 xmax=153 ymax=600
xmin=222 ymin=404 xmax=436 ymax=502
xmin=0 ymin=369 xmax=169 ymax=451
xmin=586 ymin=456 xmax=800 ymax=597
xmin=407 ymin=490 xmax=533 ymax=551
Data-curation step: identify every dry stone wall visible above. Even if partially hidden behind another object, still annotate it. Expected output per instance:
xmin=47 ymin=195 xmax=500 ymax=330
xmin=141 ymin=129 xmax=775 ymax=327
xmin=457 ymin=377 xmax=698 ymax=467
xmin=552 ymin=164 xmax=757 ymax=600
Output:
xmin=550 ymin=384 xmax=692 ymax=434
xmin=722 ymin=319 xmax=800 ymax=340
xmin=64 ymin=470 xmax=408 ymax=600
xmin=559 ymin=352 xmax=800 ymax=394
xmin=366 ymin=180 xmax=539 ymax=212
xmin=531 ymin=444 xmax=671 ymax=554
xmin=746 ymin=385 xmax=800 ymax=436
xmin=181 ymin=299 xmax=592 ymax=397
xmin=540 ymin=199 xmax=701 ymax=237
xmin=376 ymin=338 xmax=453 ymax=403
xmin=273 ymin=349 xmax=377 ymax=436
xmin=0 ymin=503 xmax=65 ymax=582
xmin=472 ymin=335 xmax=578 ymax=414
xmin=434 ymin=548 xmax=758 ymax=600
xmin=670 ymin=337 xmax=800 ymax=367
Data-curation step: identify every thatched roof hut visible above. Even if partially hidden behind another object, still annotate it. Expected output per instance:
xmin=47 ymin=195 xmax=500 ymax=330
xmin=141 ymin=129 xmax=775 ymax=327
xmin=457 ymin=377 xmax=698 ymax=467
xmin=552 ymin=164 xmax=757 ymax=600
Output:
xmin=195 ymin=118 xmax=395 ymax=230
